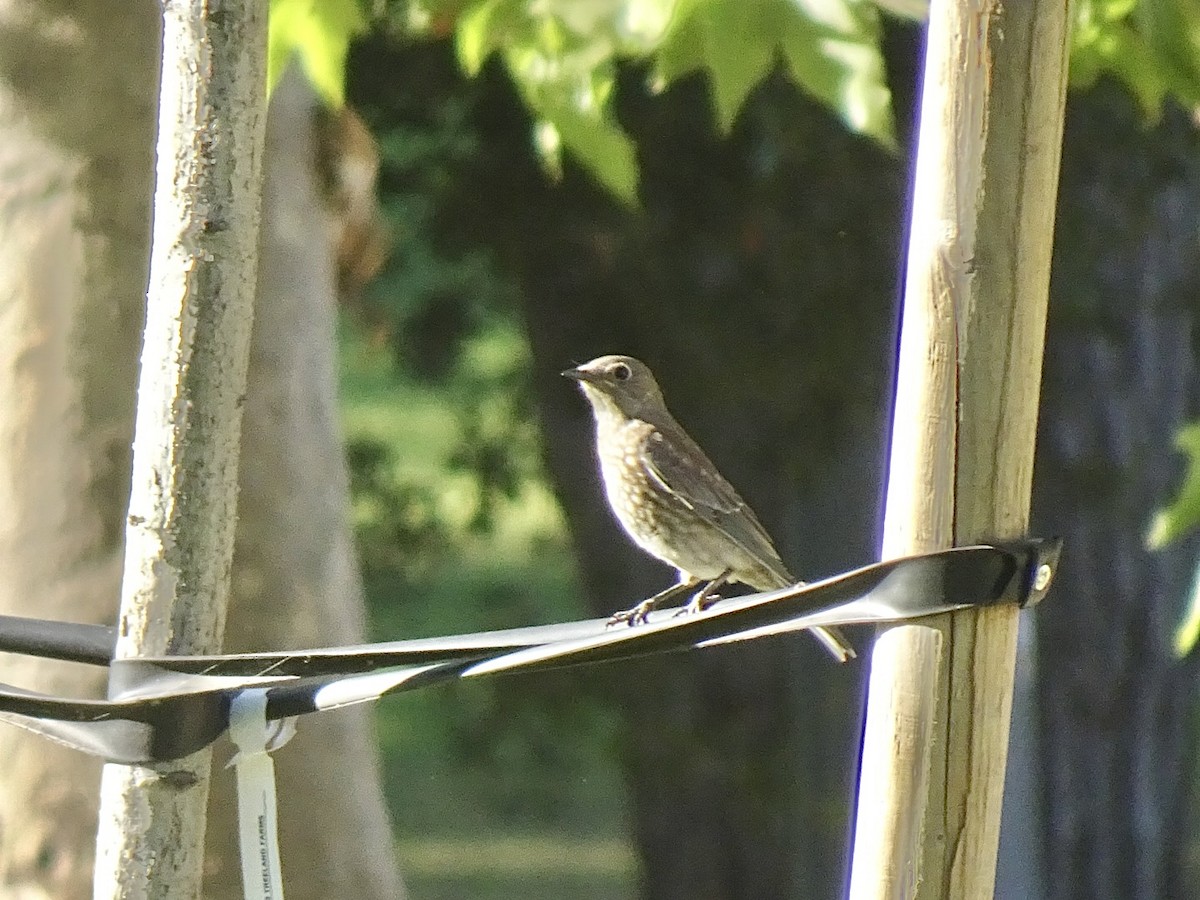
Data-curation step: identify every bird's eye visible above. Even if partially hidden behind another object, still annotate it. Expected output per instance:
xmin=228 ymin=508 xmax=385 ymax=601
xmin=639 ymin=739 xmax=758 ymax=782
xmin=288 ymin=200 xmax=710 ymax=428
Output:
xmin=612 ymin=363 xmax=632 ymax=381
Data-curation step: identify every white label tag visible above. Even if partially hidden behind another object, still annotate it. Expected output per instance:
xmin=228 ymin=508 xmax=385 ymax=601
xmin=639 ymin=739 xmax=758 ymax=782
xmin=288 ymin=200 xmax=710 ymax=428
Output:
xmin=228 ymin=689 xmax=291 ymax=900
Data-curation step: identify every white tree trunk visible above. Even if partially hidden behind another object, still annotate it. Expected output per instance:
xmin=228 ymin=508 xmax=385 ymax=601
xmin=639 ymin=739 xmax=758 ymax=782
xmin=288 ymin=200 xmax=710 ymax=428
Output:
xmin=93 ymin=0 xmax=267 ymax=893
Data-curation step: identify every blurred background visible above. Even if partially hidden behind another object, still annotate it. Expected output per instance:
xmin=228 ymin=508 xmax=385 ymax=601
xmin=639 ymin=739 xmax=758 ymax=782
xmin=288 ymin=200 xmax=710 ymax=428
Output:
xmin=1 ymin=1 xmax=1199 ymax=899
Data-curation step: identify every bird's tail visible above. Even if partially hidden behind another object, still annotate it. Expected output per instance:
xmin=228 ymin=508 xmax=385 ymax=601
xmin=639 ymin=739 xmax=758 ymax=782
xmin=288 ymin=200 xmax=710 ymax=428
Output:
xmin=810 ymin=626 xmax=856 ymax=663
xmin=762 ymin=571 xmax=857 ymax=662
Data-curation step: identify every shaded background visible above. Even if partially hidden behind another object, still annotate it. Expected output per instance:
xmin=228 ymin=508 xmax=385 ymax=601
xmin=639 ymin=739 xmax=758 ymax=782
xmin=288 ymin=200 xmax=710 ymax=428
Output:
xmin=341 ymin=15 xmax=1200 ymax=900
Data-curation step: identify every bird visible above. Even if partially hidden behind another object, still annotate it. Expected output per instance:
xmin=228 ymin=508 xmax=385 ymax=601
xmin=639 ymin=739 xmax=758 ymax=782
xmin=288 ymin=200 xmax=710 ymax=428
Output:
xmin=562 ymin=354 xmax=855 ymax=662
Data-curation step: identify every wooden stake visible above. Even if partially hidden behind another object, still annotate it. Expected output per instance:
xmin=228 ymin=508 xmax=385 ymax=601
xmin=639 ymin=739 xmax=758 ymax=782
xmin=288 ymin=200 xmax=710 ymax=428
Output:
xmin=848 ymin=1 xmax=1071 ymax=897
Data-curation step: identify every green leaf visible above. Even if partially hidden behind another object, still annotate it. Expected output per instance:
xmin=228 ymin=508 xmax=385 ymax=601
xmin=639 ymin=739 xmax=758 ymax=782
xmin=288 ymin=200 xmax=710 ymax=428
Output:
xmin=1174 ymin=576 xmax=1200 ymax=657
xmin=1137 ymin=0 xmax=1200 ymax=100
xmin=656 ymin=0 xmax=894 ymax=143
xmin=1071 ymin=0 xmax=1200 ymax=120
xmin=671 ymin=2 xmax=778 ymax=130
xmin=514 ymin=59 xmax=638 ymax=202
xmin=458 ymin=2 xmax=643 ymax=202
xmin=269 ymin=0 xmax=366 ymax=105
xmin=535 ymin=107 xmax=640 ymax=203
xmin=652 ymin=0 xmax=706 ymax=83
xmin=1146 ymin=422 xmax=1200 ymax=550
xmin=446 ymin=0 xmax=894 ymax=201
xmin=783 ymin=0 xmax=895 ymax=147
xmin=456 ymin=0 xmax=509 ymax=74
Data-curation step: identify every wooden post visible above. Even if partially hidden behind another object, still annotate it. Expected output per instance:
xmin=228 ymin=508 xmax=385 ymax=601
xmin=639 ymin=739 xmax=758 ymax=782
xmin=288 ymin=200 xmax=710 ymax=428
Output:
xmin=848 ymin=1 xmax=1071 ymax=898
xmin=92 ymin=1 xmax=267 ymax=897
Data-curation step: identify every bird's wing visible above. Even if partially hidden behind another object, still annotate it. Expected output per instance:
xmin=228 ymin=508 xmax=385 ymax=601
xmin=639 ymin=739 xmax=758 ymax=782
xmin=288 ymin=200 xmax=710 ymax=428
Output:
xmin=641 ymin=427 xmax=792 ymax=583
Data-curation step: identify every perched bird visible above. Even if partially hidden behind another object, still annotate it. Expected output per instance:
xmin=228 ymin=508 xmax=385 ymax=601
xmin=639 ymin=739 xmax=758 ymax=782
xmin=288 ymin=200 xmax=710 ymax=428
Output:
xmin=563 ymin=354 xmax=855 ymax=662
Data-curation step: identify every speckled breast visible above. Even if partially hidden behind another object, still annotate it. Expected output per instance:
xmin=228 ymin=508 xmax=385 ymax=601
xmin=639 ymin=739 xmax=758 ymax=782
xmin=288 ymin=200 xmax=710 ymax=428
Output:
xmin=595 ymin=417 xmax=735 ymax=581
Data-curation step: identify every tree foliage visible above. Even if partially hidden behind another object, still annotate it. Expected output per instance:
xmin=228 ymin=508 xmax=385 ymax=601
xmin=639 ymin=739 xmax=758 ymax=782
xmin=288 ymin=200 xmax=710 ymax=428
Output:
xmin=269 ymin=0 xmax=1200 ymax=202
xmin=272 ymin=0 xmax=894 ymax=200
xmin=1071 ymin=0 xmax=1200 ymax=119
xmin=269 ymin=0 xmax=366 ymax=104
xmin=447 ymin=0 xmax=895 ymax=201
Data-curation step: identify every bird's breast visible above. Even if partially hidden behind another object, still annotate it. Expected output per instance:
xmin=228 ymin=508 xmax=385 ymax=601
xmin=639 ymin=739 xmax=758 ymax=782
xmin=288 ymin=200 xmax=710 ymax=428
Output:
xmin=595 ymin=419 xmax=657 ymax=527
xmin=591 ymin=415 xmax=792 ymax=587
xmin=593 ymin=418 xmax=727 ymax=579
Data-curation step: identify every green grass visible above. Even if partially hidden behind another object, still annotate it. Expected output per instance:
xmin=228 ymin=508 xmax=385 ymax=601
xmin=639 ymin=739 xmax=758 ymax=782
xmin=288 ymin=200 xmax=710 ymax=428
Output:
xmin=398 ymin=835 xmax=636 ymax=900
xmin=340 ymin=320 xmax=564 ymax=544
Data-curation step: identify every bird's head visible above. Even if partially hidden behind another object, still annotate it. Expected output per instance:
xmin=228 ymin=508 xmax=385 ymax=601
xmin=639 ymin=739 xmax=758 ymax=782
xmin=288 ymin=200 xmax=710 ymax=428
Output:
xmin=562 ymin=355 xmax=667 ymax=422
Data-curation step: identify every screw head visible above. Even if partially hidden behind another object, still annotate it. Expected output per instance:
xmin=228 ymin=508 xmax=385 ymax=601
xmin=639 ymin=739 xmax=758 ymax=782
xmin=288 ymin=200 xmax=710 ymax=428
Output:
xmin=1033 ymin=563 xmax=1053 ymax=593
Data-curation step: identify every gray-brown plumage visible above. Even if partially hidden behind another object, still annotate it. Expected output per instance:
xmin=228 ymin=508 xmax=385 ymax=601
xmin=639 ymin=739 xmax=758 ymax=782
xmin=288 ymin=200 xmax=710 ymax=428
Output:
xmin=563 ymin=354 xmax=855 ymax=662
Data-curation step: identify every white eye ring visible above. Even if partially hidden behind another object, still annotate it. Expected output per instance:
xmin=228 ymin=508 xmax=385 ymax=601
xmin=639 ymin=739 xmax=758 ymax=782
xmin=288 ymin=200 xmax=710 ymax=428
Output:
xmin=612 ymin=363 xmax=632 ymax=381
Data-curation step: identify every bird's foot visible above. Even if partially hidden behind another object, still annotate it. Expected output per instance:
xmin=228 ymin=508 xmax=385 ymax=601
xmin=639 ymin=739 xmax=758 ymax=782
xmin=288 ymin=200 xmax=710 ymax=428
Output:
xmin=607 ymin=599 xmax=659 ymax=627
xmin=672 ymin=570 xmax=731 ymax=617
xmin=672 ymin=593 xmax=724 ymax=617
xmin=607 ymin=578 xmax=704 ymax=627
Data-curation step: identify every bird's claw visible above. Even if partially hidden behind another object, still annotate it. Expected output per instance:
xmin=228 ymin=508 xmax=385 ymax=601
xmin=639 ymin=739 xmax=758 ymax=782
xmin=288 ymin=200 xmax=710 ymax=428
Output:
xmin=607 ymin=600 xmax=657 ymax=627
xmin=673 ymin=592 xmax=722 ymax=617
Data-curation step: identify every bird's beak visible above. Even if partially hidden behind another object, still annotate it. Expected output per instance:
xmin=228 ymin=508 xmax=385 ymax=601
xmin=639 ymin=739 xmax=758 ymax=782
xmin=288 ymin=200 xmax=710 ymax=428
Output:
xmin=561 ymin=366 xmax=595 ymax=383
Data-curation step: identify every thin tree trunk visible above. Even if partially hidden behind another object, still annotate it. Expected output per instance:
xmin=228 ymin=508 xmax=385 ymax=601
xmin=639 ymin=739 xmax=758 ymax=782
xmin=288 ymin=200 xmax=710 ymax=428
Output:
xmin=92 ymin=0 xmax=267 ymax=893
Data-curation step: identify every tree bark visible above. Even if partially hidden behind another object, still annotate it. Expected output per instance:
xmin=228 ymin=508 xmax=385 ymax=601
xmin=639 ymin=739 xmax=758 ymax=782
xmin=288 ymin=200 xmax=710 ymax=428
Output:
xmin=93 ymin=0 xmax=267 ymax=892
